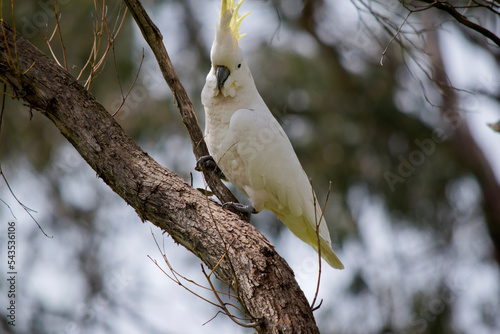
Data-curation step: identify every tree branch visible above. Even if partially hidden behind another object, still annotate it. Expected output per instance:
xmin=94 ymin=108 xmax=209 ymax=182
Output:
xmin=418 ymin=0 xmax=500 ymax=47
xmin=122 ymin=0 xmax=244 ymax=216
xmin=0 ymin=23 xmax=319 ymax=333
xmin=424 ymin=14 xmax=500 ymax=264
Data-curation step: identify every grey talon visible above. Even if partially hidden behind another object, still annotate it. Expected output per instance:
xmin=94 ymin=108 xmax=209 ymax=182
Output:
xmin=222 ymin=202 xmax=257 ymax=214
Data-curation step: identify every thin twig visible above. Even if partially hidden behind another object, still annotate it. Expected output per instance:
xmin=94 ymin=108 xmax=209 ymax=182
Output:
xmin=0 ymin=198 xmax=16 ymax=219
xmin=46 ymin=24 xmax=64 ymax=68
xmin=201 ymin=265 xmax=262 ymax=328
xmin=50 ymin=0 xmax=68 ymax=70
xmin=10 ymin=0 xmax=19 ymax=74
xmin=112 ymin=49 xmax=145 ymax=117
xmin=148 ymin=255 xmax=223 ymax=308
xmin=0 ymin=13 xmax=18 ymax=73
xmin=0 ymin=82 xmax=6 ymax=133
xmin=380 ymin=11 xmax=412 ymax=66
xmin=148 ymin=229 xmax=260 ymax=328
xmin=309 ymin=179 xmax=322 ymax=311
xmin=202 ymin=310 xmax=225 ymax=326
xmin=313 ymin=181 xmax=333 ymax=311
xmin=208 ymin=240 xmax=234 ymax=278
xmin=418 ymin=0 xmax=500 ymax=47
xmin=200 ymin=176 xmax=246 ymax=302
xmin=311 ymin=299 xmax=323 ymax=312
xmin=149 ymin=230 xmax=238 ymax=299
xmin=75 ymin=0 xmax=128 ymax=90
xmin=0 ymin=81 xmax=19 ymax=98
xmin=0 ymin=166 xmax=52 ymax=238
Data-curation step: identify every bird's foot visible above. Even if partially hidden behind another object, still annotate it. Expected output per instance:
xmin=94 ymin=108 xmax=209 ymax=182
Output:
xmin=195 ymin=155 xmax=226 ymax=179
xmin=222 ymin=202 xmax=258 ymax=214
xmin=195 ymin=155 xmax=217 ymax=171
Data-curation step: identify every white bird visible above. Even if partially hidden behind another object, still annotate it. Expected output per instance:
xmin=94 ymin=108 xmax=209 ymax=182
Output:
xmin=201 ymin=0 xmax=343 ymax=269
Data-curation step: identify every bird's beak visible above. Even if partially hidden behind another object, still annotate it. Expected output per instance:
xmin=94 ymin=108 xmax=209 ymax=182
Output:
xmin=216 ymin=65 xmax=230 ymax=91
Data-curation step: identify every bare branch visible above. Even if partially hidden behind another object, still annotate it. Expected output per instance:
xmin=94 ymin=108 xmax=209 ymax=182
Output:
xmin=201 ymin=265 xmax=263 ymax=328
xmin=48 ymin=0 xmax=68 ymax=70
xmin=0 ymin=165 xmax=52 ymax=238
xmin=122 ymin=0 xmax=244 ymax=218
xmin=112 ymin=49 xmax=144 ymax=117
xmin=417 ymin=0 xmax=500 ymax=47
xmin=380 ymin=11 xmax=412 ymax=66
xmin=74 ymin=0 xmax=128 ymax=89
xmin=309 ymin=179 xmax=323 ymax=312
xmin=0 ymin=22 xmax=320 ymax=334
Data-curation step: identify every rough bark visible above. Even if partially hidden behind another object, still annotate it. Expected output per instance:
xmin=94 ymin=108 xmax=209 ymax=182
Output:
xmin=0 ymin=23 xmax=320 ymax=333
xmin=123 ymin=0 xmax=243 ymax=216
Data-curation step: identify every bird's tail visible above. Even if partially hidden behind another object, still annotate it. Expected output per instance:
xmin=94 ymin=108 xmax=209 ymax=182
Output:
xmin=310 ymin=233 xmax=344 ymax=269
xmin=274 ymin=211 xmax=344 ymax=269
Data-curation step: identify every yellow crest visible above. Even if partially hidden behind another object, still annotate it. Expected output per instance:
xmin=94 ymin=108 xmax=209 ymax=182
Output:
xmin=220 ymin=0 xmax=251 ymax=41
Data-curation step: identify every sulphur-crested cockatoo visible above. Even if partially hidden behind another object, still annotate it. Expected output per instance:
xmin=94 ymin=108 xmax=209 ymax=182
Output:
xmin=200 ymin=0 xmax=343 ymax=269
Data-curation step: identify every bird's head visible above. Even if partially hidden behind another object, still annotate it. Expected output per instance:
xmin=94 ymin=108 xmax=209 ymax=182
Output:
xmin=208 ymin=0 xmax=251 ymax=98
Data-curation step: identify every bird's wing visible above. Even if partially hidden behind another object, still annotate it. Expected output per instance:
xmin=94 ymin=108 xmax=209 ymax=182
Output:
xmin=229 ymin=108 xmax=331 ymax=241
xmin=228 ymin=107 xmax=344 ymax=269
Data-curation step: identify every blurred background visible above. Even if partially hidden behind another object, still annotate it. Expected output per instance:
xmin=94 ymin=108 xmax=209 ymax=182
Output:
xmin=1 ymin=0 xmax=500 ymax=333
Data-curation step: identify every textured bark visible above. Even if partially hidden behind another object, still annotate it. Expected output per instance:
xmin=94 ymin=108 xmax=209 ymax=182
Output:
xmin=123 ymin=0 xmax=244 ymax=217
xmin=0 ymin=24 xmax=320 ymax=333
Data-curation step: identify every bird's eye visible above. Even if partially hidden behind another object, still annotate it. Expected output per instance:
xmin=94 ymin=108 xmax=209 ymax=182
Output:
xmin=237 ymin=63 xmax=241 ymax=69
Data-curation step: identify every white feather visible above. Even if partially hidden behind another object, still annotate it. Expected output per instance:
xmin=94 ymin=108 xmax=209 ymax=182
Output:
xmin=201 ymin=0 xmax=343 ymax=269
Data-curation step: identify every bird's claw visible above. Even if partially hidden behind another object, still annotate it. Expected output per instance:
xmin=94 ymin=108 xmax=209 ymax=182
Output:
xmin=195 ymin=155 xmax=227 ymax=180
xmin=222 ymin=202 xmax=258 ymax=214
xmin=195 ymin=155 xmax=217 ymax=171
